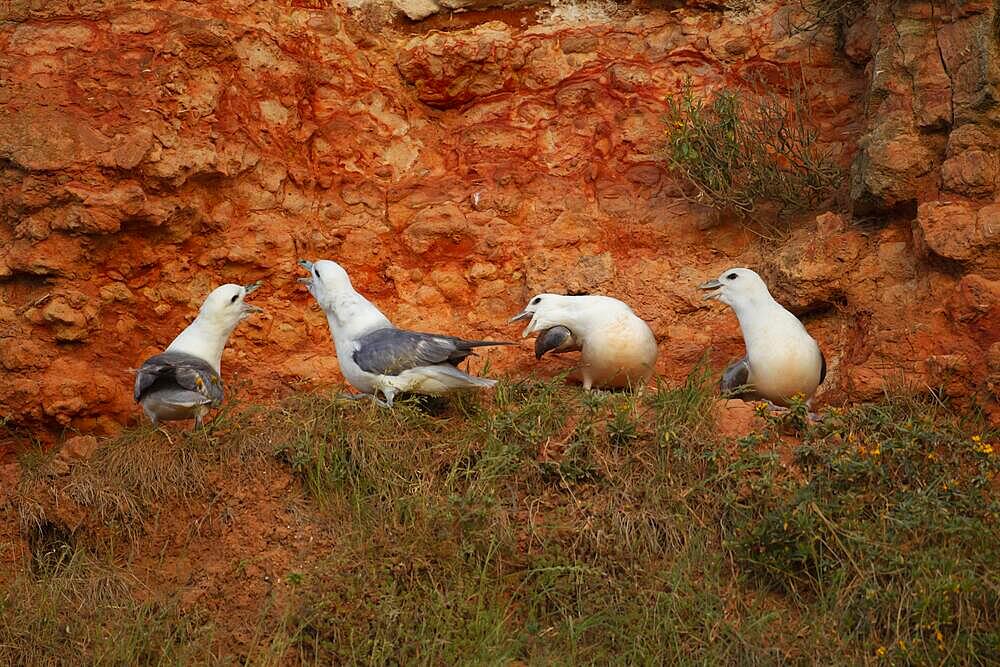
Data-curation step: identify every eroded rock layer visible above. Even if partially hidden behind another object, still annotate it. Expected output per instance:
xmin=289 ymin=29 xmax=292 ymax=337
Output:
xmin=0 ymin=0 xmax=997 ymax=438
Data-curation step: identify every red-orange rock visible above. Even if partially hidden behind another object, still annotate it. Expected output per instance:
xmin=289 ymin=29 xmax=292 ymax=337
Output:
xmin=923 ymin=354 xmax=973 ymax=399
xmin=914 ymin=201 xmax=1000 ymax=269
xmin=397 ymin=22 xmax=523 ymax=108
xmin=947 ymin=274 xmax=1000 ymax=345
xmin=850 ymin=3 xmax=997 ymax=214
xmin=768 ymin=213 xmax=866 ymax=312
xmin=713 ymin=399 xmax=764 ymax=440
xmin=0 ymin=464 xmax=20 ymax=503
xmin=0 ymin=1 xmax=996 ymax=441
xmin=56 ymin=435 xmax=100 ymax=463
xmin=941 ymin=150 xmax=997 ymax=198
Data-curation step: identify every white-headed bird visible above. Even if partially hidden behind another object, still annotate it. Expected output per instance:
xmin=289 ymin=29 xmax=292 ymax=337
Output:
xmin=699 ymin=267 xmax=826 ymax=406
xmin=509 ymin=294 xmax=658 ymax=390
xmin=134 ymin=282 xmax=263 ymax=429
xmin=299 ymin=259 xmax=511 ymax=406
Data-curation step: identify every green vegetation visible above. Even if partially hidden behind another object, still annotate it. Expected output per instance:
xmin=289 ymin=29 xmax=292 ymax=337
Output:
xmin=663 ymin=80 xmax=842 ymax=217
xmin=739 ymin=398 xmax=1000 ymax=663
xmin=2 ymin=375 xmax=998 ymax=664
xmin=0 ymin=549 xmax=215 ymax=664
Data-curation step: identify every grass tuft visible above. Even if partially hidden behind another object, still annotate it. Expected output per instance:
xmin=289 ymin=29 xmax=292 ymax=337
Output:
xmin=0 ymin=547 xmax=215 ymax=664
xmin=2 ymin=374 xmax=997 ymax=663
xmin=732 ymin=394 xmax=1000 ymax=661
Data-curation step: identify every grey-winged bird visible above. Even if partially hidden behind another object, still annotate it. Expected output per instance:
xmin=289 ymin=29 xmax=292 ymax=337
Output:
xmin=698 ymin=268 xmax=826 ymax=407
xmin=299 ymin=259 xmax=512 ymax=407
xmin=134 ymin=282 xmax=263 ymax=429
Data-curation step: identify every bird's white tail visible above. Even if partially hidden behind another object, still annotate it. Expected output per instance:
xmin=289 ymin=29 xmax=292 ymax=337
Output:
xmin=390 ymin=364 xmax=497 ymax=394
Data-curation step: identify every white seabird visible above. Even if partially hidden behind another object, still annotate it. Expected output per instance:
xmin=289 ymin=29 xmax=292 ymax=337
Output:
xmin=299 ymin=259 xmax=512 ymax=406
xmin=509 ymin=294 xmax=658 ymax=390
xmin=134 ymin=282 xmax=263 ymax=428
xmin=698 ymin=267 xmax=826 ymax=406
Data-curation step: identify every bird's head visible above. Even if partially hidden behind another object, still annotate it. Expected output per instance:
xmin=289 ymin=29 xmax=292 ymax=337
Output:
xmin=198 ymin=281 xmax=263 ymax=328
xmin=698 ymin=268 xmax=770 ymax=308
xmin=508 ymin=293 xmax=570 ymax=338
xmin=298 ymin=259 xmax=354 ymax=312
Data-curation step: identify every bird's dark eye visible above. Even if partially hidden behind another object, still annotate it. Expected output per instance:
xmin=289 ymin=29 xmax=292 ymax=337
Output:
xmin=314 ymin=268 xmax=321 ymax=279
xmin=230 ymin=293 xmax=239 ymax=303
xmin=531 ymin=297 xmax=541 ymax=305
xmin=726 ymin=273 xmax=738 ymax=280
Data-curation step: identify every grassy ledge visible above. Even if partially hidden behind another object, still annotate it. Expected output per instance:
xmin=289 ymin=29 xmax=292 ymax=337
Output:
xmin=2 ymin=373 xmax=998 ymax=665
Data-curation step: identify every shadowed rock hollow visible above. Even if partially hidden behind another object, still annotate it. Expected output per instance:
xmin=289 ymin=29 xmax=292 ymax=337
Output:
xmin=0 ymin=0 xmax=997 ymax=439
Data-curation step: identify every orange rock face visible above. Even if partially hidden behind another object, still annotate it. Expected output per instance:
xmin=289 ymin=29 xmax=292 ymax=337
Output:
xmin=0 ymin=0 xmax=997 ymax=440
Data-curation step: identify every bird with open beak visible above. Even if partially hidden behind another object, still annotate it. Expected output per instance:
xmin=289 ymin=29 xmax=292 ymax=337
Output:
xmin=699 ymin=267 xmax=825 ymax=407
xmin=134 ymin=281 xmax=264 ymax=430
xmin=299 ymin=259 xmax=512 ymax=406
xmin=510 ymin=293 xmax=658 ymax=391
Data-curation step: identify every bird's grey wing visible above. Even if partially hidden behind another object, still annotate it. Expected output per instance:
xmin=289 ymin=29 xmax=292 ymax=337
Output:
xmin=144 ymin=387 xmax=213 ymax=409
xmin=135 ymin=365 xmax=160 ymax=402
xmin=353 ymin=328 xmax=511 ymax=376
xmin=534 ymin=326 xmax=581 ymax=359
xmin=720 ymin=356 xmax=757 ymax=399
xmin=353 ymin=329 xmax=465 ymax=375
xmin=819 ymin=349 xmax=827 ymax=385
xmin=134 ymin=352 xmax=223 ymax=406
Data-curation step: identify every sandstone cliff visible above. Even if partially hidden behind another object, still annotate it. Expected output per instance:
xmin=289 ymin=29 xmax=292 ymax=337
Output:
xmin=0 ymin=0 xmax=997 ymax=438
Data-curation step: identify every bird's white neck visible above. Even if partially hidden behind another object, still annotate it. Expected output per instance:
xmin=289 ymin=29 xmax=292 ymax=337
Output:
xmin=165 ymin=315 xmax=239 ymax=373
xmin=729 ymin=293 xmax=803 ymax=350
xmin=322 ymin=289 xmax=393 ymax=351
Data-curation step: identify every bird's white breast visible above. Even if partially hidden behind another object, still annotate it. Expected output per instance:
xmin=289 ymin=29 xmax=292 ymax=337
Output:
xmin=743 ymin=317 xmax=822 ymax=404
xmin=325 ymin=317 xmax=377 ymax=393
xmin=579 ymin=313 xmax=658 ymax=389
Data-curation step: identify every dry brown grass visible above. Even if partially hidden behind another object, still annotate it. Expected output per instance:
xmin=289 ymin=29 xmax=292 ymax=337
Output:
xmin=2 ymin=375 xmax=997 ymax=664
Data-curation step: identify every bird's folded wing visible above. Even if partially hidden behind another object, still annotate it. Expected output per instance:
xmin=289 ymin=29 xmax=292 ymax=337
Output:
xmin=720 ymin=356 xmax=756 ymax=398
xmin=134 ymin=352 xmax=224 ymax=406
xmin=353 ymin=328 xmax=506 ymax=376
xmin=148 ymin=387 xmax=214 ymax=409
xmin=535 ymin=326 xmax=581 ymax=358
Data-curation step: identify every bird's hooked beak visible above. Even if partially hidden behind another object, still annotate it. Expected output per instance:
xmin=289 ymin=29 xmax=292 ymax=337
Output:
xmin=698 ymin=279 xmax=723 ymax=301
xmin=297 ymin=259 xmax=314 ymax=286
xmin=242 ymin=281 xmax=264 ymax=314
xmin=508 ymin=308 xmax=537 ymax=338
xmin=509 ymin=309 xmax=531 ymax=323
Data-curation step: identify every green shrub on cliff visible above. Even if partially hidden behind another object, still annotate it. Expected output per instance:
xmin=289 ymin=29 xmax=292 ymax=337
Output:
xmin=663 ymin=80 xmax=843 ymax=217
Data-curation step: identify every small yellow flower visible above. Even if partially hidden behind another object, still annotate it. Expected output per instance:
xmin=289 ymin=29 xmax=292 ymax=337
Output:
xmin=876 ymin=646 xmax=887 ymax=657
xmin=871 ymin=447 xmax=881 ymax=457
xmin=974 ymin=442 xmax=994 ymax=455
xmin=936 ymin=629 xmax=943 ymax=642
xmin=972 ymin=435 xmax=982 ymax=443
